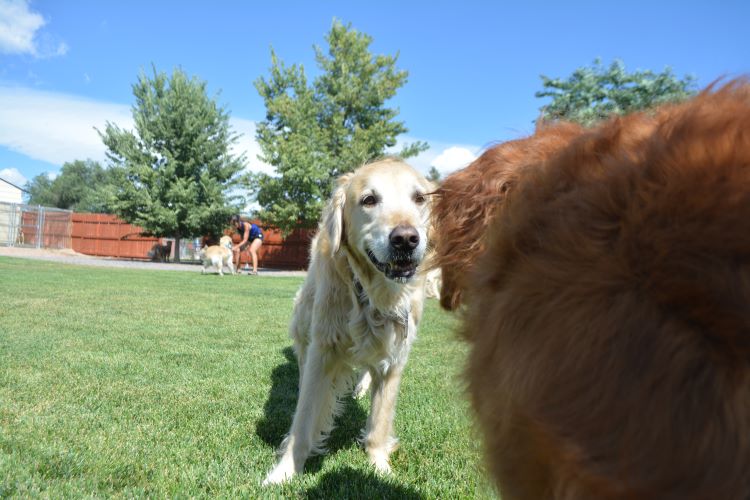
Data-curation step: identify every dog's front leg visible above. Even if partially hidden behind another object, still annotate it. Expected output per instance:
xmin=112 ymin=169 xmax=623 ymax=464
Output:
xmin=263 ymin=344 xmax=343 ymax=485
xmin=363 ymin=365 xmax=404 ymax=474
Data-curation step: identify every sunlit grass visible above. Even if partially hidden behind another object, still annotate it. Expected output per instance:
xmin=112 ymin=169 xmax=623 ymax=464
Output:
xmin=0 ymin=256 xmax=493 ymax=498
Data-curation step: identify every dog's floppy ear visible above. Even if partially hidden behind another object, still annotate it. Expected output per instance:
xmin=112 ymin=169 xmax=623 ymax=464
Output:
xmin=321 ymin=173 xmax=351 ymax=256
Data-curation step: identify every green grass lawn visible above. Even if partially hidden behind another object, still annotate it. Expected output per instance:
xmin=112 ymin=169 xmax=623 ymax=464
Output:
xmin=0 ymin=257 xmax=493 ymax=498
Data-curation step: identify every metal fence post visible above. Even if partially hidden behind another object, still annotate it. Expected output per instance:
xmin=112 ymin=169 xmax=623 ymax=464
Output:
xmin=65 ymin=211 xmax=72 ymax=249
xmin=36 ymin=205 xmax=43 ymax=248
xmin=7 ymin=203 xmax=16 ymax=246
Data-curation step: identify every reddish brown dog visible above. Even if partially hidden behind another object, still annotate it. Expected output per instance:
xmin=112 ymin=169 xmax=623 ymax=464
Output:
xmin=433 ymin=121 xmax=584 ymax=310
xmin=440 ymin=81 xmax=750 ymax=499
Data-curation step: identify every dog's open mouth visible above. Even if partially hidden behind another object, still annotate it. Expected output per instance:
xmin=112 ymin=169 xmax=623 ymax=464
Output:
xmin=367 ymin=249 xmax=418 ymax=281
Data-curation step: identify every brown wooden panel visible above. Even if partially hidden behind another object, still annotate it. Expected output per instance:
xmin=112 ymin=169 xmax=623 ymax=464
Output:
xmin=71 ymin=213 xmax=160 ymax=260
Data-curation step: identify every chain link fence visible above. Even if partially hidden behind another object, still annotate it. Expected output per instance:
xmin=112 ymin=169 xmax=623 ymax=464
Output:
xmin=0 ymin=202 xmax=73 ymax=249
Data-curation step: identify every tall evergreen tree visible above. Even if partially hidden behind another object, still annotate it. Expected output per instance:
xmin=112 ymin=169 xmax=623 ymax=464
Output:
xmin=99 ymin=67 xmax=246 ymax=261
xmin=253 ymin=20 xmax=428 ymax=233
xmin=536 ymin=59 xmax=697 ymax=127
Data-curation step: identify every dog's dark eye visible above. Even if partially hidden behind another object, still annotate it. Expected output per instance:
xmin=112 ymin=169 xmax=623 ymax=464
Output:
xmin=361 ymin=194 xmax=378 ymax=207
xmin=414 ymin=192 xmax=426 ymax=205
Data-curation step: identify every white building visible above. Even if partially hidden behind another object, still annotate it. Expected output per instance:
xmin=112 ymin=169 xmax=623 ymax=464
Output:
xmin=0 ymin=176 xmax=24 ymax=204
xmin=0 ymin=177 xmax=24 ymax=246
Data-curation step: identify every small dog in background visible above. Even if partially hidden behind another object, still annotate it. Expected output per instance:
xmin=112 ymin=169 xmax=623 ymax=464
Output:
xmin=200 ymin=235 xmax=235 ymax=276
xmin=149 ymin=241 xmax=173 ymax=262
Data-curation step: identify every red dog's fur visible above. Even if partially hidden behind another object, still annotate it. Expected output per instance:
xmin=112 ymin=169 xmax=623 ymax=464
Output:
xmin=451 ymin=81 xmax=750 ymax=499
xmin=433 ymin=122 xmax=585 ymax=310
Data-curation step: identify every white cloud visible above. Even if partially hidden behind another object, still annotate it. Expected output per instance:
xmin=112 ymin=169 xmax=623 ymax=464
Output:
xmin=53 ymin=40 xmax=68 ymax=56
xmin=0 ymin=0 xmax=66 ymax=58
xmin=0 ymin=0 xmax=43 ymax=55
xmin=0 ymin=86 xmax=133 ymax=165
xmin=0 ymin=86 xmax=272 ymax=176
xmin=0 ymin=167 xmax=27 ymax=186
xmin=430 ymin=146 xmax=478 ymax=174
xmin=229 ymin=117 xmax=275 ymax=176
xmin=394 ymin=138 xmax=480 ymax=177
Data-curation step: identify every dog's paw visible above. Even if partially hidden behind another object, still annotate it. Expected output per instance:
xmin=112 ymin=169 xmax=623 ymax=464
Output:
xmin=262 ymin=462 xmax=296 ymax=486
xmin=368 ymin=450 xmax=392 ymax=475
xmin=367 ymin=448 xmax=391 ymax=474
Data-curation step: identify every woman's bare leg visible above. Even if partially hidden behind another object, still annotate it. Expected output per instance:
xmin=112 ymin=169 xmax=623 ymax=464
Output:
xmin=250 ymin=239 xmax=263 ymax=273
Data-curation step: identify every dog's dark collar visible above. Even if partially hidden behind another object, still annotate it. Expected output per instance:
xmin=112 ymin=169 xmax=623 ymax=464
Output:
xmin=353 ymin=278 xmax=410 ymax=331
xmin=354 ymin=278 xmax=364 ymax=299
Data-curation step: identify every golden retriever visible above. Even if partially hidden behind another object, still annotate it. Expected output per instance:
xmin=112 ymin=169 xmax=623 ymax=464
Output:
xmin=263 ymin=158 xmax=434 ymax=485
xmin=200 ymin=235 xmax=235 ymax=275
xmin=458 ymin=81 xmax=750 ymax=499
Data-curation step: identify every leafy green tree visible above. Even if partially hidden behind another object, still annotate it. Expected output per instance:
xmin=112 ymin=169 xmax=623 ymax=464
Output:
xmin=536 ymin=59 xmax=697 ymax=126
xmin=254 ymin=20 xmax=428 ymax=233
xmin=98 ymin=67 xmax=246 ymax=261
xmin=25 ymin=173 xmax=55 ymax=207
xmin=25 ymin=159 xmax=119 ymax=213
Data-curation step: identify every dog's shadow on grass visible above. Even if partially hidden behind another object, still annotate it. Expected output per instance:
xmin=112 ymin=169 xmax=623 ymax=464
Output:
xmin=256 ymin=346 xmax=369 ymax=475
xmin=303 ymin=466 xmax=424 ymax=499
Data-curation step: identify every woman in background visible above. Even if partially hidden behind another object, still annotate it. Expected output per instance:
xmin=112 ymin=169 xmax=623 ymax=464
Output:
xmin=230 ymin=215 xmax=264 ymax=275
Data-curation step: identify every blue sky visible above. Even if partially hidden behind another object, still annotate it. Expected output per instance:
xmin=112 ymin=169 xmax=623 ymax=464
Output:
xmin=1 ymin=0 xmax=748 ymax=190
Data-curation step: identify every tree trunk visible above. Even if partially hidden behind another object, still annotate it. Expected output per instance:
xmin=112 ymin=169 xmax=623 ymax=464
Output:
xmin=173 ymin=235 xmax=181 ymax=263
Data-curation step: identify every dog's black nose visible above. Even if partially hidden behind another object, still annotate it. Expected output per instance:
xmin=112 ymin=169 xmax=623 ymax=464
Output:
xmin=389 ymin=225 xmax=420 ymax=252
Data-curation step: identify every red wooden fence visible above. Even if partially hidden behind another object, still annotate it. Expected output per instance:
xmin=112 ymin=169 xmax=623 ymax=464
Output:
xmin=72 ymin=213 xmax=161 ymax=260
xmin=71 ymin=213 xmax=312 ymax=269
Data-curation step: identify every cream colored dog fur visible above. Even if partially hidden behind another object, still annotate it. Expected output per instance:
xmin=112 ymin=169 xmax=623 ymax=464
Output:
xmin=263 ymin=159 xmax=434 ymax=484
